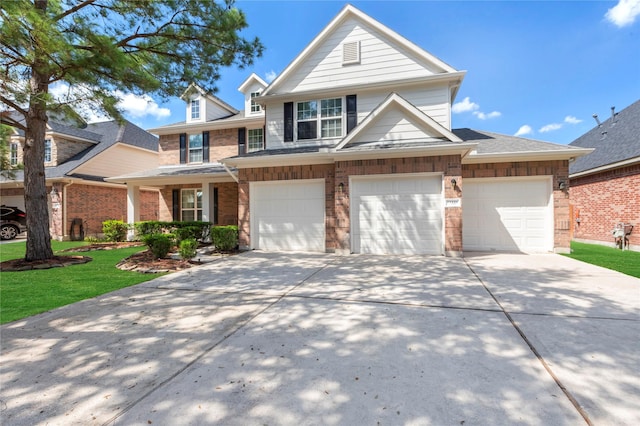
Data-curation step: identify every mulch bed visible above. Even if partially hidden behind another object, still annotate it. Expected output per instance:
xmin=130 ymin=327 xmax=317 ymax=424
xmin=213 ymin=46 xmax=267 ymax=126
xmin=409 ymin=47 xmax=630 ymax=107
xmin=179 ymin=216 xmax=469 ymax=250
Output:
xmin=0 ymin=255 xmax=92 ymax=272
xmin=115 ymin=249 xmax=203 ymax=273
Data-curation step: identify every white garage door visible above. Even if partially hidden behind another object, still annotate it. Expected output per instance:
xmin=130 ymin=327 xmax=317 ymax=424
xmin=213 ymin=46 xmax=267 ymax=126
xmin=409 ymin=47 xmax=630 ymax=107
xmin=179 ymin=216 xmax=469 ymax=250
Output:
xmin=351 ymin=174 xmax=443 ymax=255
xmin=1 ymin=195 xmax=25 ymax=211
xmin=250 ymin=180 xmax=325 ymax=252
xmin=463 ymin=178 xmax=552 ymax=252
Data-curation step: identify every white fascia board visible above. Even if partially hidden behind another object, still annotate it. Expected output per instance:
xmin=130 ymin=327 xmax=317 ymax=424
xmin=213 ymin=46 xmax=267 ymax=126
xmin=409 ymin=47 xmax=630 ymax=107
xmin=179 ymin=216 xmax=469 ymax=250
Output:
xmin=463 ymin=148 xmax=594 ymax=164
xmin=569 ymin=156 xmax=640 ymax=178
xmin=223 ymin=152 xmax=334 ymax=168
xmin=106 ymin=172 xmax=236 ymax=186
xmin=148 ymin=116 xmax=264 ymax=136
xmin=238 ymin=73 xmax=268 ymax=93
xmin=332 ymin=143 xmax=477 ymax=161
xmin=257 ymin=72 xmax=466 ymax=105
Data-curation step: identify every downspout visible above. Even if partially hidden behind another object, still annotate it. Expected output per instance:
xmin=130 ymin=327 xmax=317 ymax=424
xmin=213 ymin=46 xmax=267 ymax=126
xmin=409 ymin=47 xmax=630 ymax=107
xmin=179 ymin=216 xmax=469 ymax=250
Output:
xmin=62 ymin=181 xmax=74 ymax=240
xmin=221 ymin=162 xmax=239 ymax=183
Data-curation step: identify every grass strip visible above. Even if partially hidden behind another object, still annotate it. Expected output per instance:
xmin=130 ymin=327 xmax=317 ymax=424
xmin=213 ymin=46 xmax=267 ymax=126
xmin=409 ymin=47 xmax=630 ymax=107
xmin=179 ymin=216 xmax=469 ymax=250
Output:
xmin=563 ymin=241 xmax=640 ymax=278
xmin=0 ymin=241 xmax=161 ymax=324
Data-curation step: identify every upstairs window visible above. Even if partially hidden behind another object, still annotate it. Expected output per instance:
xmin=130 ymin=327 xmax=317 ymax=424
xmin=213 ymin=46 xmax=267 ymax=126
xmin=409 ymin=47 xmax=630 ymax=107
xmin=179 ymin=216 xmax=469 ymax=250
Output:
xmin=247 ymin=128 xmax=264 ymax=152
xmin=44 ymin=139 xmax=52 ymax=163
xmin=190 ymin=99 xmax=200 ymax=120
xmin=188 ymin=134 xmax=203 ymax=163
xmin=250 ymin=91 xmax=262 ymax=113
xmin=10 ymin=143 xmax=18 ymax=165
xmin=296 ymin=98 xmax=342 ymax=140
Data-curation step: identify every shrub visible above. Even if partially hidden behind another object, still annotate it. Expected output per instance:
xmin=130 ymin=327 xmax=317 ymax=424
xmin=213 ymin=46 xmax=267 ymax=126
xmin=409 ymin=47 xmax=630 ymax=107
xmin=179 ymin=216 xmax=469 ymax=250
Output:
xmin=134 ymin=221 xmax=165 ymax=236
xmin=102 ymin=220 xmax=128 ymax=242
xmin=174 ymin=226 xmax=201 ymax=244
xmin=211 ymin=225 xmax=238 ymax=252
xmin=179 ymin=238 xmax=198 ymax=260
xmin=143 ymin=233 xmax=173 ymax=259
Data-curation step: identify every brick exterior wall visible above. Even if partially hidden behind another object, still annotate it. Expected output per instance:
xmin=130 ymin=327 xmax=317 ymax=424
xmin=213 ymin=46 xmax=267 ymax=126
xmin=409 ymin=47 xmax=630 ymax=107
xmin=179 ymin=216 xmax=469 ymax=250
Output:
xmin=462 ymin=160 xmax=571 ymax=251
xmin=158 ymin=183 xmax=238 ymax=226
xmin=8 ymin=136 xmax=93 ymax=167
xmin=238 ymin=156 xmax=463 ymax=254
xmin=159 ymin=128 xmax=239 ymax=165
xmin=570 ymin=164 xmax=639 ymax=250
xmin=237 ymin=157 xmax=571 ymax=254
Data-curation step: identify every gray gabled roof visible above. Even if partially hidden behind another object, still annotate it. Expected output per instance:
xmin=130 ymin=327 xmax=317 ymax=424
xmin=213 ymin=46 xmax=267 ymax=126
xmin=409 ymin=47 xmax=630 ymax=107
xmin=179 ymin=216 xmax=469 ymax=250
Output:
xmin=569 ymin=100 xmax=640 ymax=175
xmin=454 ymin=128 xmax=585 ymax=155
xmin=2 ymin=118 xmax=158 ymax=183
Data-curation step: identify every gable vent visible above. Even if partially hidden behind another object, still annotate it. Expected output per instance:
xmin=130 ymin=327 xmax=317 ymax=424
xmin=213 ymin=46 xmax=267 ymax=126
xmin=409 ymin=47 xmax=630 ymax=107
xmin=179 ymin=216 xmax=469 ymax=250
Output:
xmin=342 ymin=41 xmax=360 ymax=65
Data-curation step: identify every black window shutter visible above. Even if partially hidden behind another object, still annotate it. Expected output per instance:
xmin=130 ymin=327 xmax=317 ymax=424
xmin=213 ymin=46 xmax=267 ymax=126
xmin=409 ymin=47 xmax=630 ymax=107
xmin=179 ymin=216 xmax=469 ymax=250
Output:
xmin=203 ymin=131 xmax=210 ymax=163
xmin=213 ymin=187 xmax=219 ymax=225
xmin=238 ymin=127 xmax=246 ymax=155
xmin=284 ymin=102 xmax=294 ymax=142
xmin=172 ymin=189 xmax=180 ymax=220
xmin=179 ymin=133 xmax=187 ymax=164
xmin=346 ymin=95 xmax=357 ymax=134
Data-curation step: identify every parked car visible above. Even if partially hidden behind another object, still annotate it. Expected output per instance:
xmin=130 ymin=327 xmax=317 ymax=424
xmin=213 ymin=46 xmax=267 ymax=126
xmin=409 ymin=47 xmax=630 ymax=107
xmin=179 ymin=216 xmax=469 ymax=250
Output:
xmin=0 ymin=205 xmax=27 ymax=240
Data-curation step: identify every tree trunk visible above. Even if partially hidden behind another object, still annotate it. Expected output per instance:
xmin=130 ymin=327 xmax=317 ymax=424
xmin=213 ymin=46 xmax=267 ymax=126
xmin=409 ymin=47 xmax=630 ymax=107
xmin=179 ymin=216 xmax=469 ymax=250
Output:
xmin=23 ymin=73 xmax=54 ymax=261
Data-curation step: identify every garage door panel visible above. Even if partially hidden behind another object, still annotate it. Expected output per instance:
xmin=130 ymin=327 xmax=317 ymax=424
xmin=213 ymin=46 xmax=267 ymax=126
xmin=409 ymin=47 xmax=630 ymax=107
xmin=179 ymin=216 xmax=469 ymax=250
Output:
xmin=251 ymin=180 xmax=325 ymax=252
xmin=352 ymin=175 xmax=443 ymax=255
xmin=463 ymin=179 xmax=552 ymax=253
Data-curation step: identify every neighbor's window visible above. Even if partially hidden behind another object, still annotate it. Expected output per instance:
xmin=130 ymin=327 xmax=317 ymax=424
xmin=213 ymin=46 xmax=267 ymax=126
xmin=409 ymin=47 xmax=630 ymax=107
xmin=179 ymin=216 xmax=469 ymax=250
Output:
xmin=10 ymin=143 xmax=18 ymax=165
xmin=190 ymin=99 xmax=200 ymax=120
xmin=250 ymin=91 xmax=262 ymax=113
xmin=247 ymin=128 xmax=264 ymax=152
xmin=44 ymin=139 xmax=52 ymax=163
xmin=188 ymin=134 xmax=203 ymax=163
xmin=296 ymin=98 xmax=342 ymax=140
xmin=181 ymin=188 xmax=202 ymax=221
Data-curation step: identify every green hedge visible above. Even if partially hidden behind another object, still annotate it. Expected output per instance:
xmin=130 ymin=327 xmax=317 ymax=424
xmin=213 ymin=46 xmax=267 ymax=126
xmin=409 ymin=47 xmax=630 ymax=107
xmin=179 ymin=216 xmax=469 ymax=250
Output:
xmin=211 ymin=225 xmax=238 ymax=252
xmin=102 ymin=220 xmax=128 ymax=242
xmin=134 ymin=221 xmax=211 ymax=242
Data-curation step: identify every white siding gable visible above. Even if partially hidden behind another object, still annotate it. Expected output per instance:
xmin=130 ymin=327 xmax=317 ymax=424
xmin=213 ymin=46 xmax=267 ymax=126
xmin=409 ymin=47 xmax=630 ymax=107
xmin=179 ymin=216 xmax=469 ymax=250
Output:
xmin=346 ymin=107 xmax=443 ymax=148
xmin=243 ymin=82 xmax=266 ymax=117
xmin=205 ymin=98 xmax=234 ymax=121
xmin=274 ymin=17 xmax=444 ymax=95
xmin=72 ymin=144 xmax=158 ymax=177
xmin=186 ymin=94 xmax=204 ymax=124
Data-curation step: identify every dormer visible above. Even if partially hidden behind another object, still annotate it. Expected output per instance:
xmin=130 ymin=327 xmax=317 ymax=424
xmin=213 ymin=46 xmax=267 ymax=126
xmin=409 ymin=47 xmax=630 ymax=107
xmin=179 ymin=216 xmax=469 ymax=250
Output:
xmin=238 ymin=73 xmax=268 ymax=117
xmin=180 ymin=83 xmax=238 ymax=124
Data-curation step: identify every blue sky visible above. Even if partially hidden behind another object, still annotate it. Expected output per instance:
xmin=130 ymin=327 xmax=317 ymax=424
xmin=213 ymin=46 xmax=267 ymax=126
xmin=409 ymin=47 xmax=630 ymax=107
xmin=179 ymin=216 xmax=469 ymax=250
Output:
xmin=122 ymin=0 xmax=640 ymax=145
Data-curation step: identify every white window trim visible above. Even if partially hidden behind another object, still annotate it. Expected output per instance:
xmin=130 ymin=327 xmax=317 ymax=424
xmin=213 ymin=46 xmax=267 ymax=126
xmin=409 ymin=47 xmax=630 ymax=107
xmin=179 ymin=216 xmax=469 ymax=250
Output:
xmin=181 ymin=188 xmax=203 ymax=221
xmin=44 ymin=139 xmax=52 ymax=163
xmin=296 ymin=97 xmax=343 ymax=141
xmin=190 ymin=98 xmax=201 ymax=120
xmin=188 ymin=133 xmax=203 ymax=164
xmin=247 ymin=128 xmax=264 ymax=153
xmin=10 ymin=143 xmax=18 ymax=165
xmin=250 ymin=91 xmax=262 ymax=113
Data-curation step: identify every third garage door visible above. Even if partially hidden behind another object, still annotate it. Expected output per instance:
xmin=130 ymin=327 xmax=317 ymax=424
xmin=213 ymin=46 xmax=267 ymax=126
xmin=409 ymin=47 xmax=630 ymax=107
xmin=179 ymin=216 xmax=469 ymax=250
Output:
xmin=463 ymin=177 xmax=553 ymax=252
xmin=350 ymin=174 xmax=443 ymax=255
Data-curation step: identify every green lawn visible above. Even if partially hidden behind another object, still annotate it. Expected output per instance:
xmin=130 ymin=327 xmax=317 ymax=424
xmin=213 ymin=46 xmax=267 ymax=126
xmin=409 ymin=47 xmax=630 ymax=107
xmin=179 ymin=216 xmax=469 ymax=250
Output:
xmin=563 ymin=241 xmax=640 ymax=279
xmin=0 ymin=241 xmax=161 ymax=324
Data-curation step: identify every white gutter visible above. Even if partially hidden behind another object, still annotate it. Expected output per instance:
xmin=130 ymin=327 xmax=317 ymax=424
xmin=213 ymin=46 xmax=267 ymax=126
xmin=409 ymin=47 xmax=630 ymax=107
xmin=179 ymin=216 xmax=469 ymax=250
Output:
xmin=462 ymin=148 xmax=594 ymax=164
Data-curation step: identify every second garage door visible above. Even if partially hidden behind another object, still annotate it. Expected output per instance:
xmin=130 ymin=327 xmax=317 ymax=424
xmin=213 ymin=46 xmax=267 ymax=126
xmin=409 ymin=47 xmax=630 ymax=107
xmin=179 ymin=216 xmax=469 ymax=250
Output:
xmin=350 ymin=174 xmax=443 ymax=255
xmin=250 ymin=180 xmax=325 ymax=252
xmin=463 ymin=177 xmax=553 ymax=252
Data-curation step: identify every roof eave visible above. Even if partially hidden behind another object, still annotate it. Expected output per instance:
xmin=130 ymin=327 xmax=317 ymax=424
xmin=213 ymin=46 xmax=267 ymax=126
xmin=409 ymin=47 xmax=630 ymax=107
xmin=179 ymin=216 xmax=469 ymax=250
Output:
xmin=570 ymin=156 xmax=640 ymax=178
xmin=148 ymin=116 xmax=264 ymax=135
xmin=463 ymin=148 xmax=594 ymax=164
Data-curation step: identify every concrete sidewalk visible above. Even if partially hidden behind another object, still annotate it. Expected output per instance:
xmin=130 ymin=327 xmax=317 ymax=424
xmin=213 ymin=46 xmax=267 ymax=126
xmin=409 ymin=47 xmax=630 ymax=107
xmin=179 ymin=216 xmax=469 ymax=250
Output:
xmin=1 ymin=252 xmax=638 ymax=425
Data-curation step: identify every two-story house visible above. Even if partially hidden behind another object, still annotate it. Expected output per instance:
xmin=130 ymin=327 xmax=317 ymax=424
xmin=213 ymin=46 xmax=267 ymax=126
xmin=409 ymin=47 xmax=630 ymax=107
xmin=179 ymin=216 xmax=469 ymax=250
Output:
xmin=0 ymin=113 xmax=159 ymax=240
xmin=114 ymin=4 xmax=591 ymax=255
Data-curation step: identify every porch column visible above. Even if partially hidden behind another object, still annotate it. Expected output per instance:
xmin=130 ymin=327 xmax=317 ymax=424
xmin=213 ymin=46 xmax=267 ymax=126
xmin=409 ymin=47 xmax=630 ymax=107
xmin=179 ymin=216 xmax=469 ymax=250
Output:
xmin=201 ymin=183 xmax=212 ymax=223
xmin=127 ymin=184 xmax=140 ymax=241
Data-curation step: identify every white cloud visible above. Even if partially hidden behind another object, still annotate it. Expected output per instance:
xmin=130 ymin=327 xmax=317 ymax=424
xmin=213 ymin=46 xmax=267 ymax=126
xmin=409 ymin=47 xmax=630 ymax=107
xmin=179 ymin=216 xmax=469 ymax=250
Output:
xmin=564 ymin=115 xmax=582 ymax=124
xmin=539 ymin=123 xmax=563 ymax=133
xmin=473 ymin=111 xmax=501 ymax=120
xmin=265 ymin=70 xmax=277 ymax=83
xmin=452 ymin=97 xmax=479 ymax=113
xmin=606 ymin=0 xmax=640 ymax=27
xmin=49 ymin=83 xmax=170 ymax=123
xmin=116 ymin=92 xmax=170 ymax=120
xmin=514 ymin=125 xmax=533 ymax=137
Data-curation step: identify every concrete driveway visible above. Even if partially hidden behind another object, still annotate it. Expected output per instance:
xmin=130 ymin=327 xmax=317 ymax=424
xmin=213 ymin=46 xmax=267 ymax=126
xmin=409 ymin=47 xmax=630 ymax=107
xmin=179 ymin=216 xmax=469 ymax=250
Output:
xmin=1 ymin=252 xmax=638 ymax=425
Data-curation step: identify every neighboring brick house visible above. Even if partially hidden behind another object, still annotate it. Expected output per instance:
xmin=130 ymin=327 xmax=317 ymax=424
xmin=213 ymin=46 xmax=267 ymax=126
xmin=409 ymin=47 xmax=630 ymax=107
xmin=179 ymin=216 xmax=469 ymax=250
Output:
xmin=1 ymin=114 xmax=159 ymax=240
xmin=115 ymin=4 xmax=590 ymax=255
xmin=569 ymin=100 xmax=640 ymax=251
